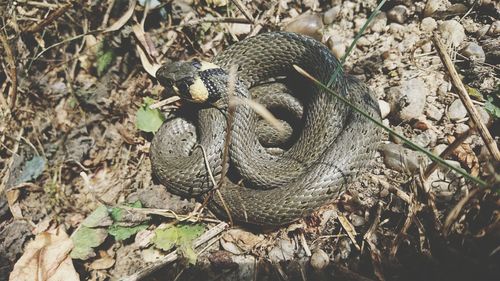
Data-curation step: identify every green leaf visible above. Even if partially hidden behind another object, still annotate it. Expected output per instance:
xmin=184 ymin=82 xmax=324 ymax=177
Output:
xmin=82 ymin=205 xmax=112 ymax=228
xmin=135 ymin=97 xmax=165 ymax=133
xmin=16 ymin=156 xmax=46 ymax=185
xmin=96 ymin=44 xmax=115 ymax=77
xmin=152 ymin=226 xmax=179 ymax=251
xmin=152 ymin=223 xmax=205 ymax=264
xmin=71 ymin=226 xmax=108 ymax=260
xmin=108 ymin=223 xmax=148 ymax=241
xmin=485 ymin=95 xmax=500 ymax=120
xmin=465 ymin=86 xmax=484 ymax=101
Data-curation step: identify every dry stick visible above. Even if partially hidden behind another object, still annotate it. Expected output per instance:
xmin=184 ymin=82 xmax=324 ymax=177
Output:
xmin=24 ymin=2 xmax=72 ymax=33
xmin=432 ymin=33 xmax=500 ymax=162
xmin=423 ymin=128 xmax=472 ymax=180
xmin=120 ymin=222 xmax=228 ymax=281
xmin=229 ymin=0 xmax=255 ymax=23
xmin=0 ymin=31 xmax=17 ymax=110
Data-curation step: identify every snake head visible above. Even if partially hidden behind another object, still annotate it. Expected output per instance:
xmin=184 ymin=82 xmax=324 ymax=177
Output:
xmin=156 ymin=59 xmax=224 ymax=103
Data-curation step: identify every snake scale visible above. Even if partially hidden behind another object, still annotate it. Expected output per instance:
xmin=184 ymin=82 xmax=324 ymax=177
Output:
xmin=151 ymin=32 xmax=382 ymax=226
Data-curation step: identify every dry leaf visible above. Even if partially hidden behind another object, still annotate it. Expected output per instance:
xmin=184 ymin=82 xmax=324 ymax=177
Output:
xmin=89 ymin=251 xmax=115 ymax=270
xmin=10 ymin=227 xmax=79 ymax=281
xmin=104 ymin=0 xmax=137 ymax=33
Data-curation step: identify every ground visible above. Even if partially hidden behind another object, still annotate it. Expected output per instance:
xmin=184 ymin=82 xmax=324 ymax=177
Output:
xmin=0 ymin=0 xmax=499 ymax=280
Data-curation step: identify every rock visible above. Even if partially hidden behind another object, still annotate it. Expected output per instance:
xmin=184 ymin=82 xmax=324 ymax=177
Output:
xmin=432 ymin=143 xmax=448 ymax=155
xmin=461 ymin=42 xmax=485 ymax=63
xmin=380 ymin=143 xmax=423 ymax=173
xmin=421 ymin=17 xmax=437 ymax=33
xmin=378 ymin=100 xmax=391 ymax=119
xmin=476 ymin=105 xmax=491 ymax=125
xmin=370 ymin=12 xmax=387 ymax=33
xmin=310 ymin=249 xmax=329 ymax=271
xmin=423 ymin=0 xmax=440 ymax=17
xmin=448 ymin=99 xmax=467 ymax=121
xmin=285 ymin=14 xmax=323 ymax=41
xmin=388 ymin=78 xmax=428 ymax=122
xmin=487 ymin=21 xmax=500 ymax=36
xmin=349 ymin=213 xmax=365 ymax=227
xmin=327 ymin=38 xmax=346 ymax=59
xmin=268 ymin=239 xmax=295 ymax=263
xmin=387 ymin=5 xmax=408 ymax=24
xmin=425 ymin=103 xmax=443 ymax=121
xmin=412 ymin=130 xmax=437 ymax=148
xmin=455 ymin=123 xmax=469 ymax=134
xmin=438 ymin=20 xmax=466 ymax=47
xmin=323 ymin=6 xmax=341 ymax=25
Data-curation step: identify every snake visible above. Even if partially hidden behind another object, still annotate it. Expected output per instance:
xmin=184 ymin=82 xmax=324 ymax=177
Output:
xmin=150 ymin=32 xmax=382 ymax=226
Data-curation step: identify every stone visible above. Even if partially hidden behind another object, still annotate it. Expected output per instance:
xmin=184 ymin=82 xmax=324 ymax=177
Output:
xmin=285 ymin=14 xmax=324 ymax=41
xmin=370 ymin=12 xmax=387 ymax=33
xmin=327 ymin=38 xmax=346 ymax=59
xmin=455 ymin=123 xmax=469 ymax=134
xmin=310 ymin=249 xmax=329 ymax=271
xmin=412 ymin=130 xmax=437 ymax=148
xmin=425 ymin=103 xmax=443 ymax=121
xmin=378 ymin=100 xmax=391 ymax=119
xmin=380 ymin=143 xmax=424 ymax=173
xmin=268 ymin=239 xmax=295 ymax=263
xmin=387 ymin=5 xmax=408 ymax=24
xmin=438 ymin=20 xmax=466 ymax=47
xmin=487 ymin=21 xmax=500 ymax=36
xmin=323 ymin=6 xmax=341 ymax=25
xmin=388 ymin=78 xmax=428 ymax=122
xmin=421 ymin=17 xmax=437 ymax=33
xmin=461 ymin=42 xmax=485 ymax=63
xmin=448 ymin=99 xmax=467 ymax=121
xmin=423 ymin=0 xmax=449 ymax=17
xmin=476 ymin=105 xmax=491 ymax=125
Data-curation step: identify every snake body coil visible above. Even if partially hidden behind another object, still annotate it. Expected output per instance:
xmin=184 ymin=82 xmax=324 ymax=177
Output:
xmin=151 ymin=32 xmax=382 ymax=226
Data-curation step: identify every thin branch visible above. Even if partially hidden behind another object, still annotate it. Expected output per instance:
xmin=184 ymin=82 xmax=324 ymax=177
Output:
xmin=432 ymin=33 xmax=500 ymax=162
xmin=294 ymin=65 xmax=488 ymax=188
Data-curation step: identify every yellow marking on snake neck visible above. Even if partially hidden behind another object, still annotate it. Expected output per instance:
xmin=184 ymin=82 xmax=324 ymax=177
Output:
xmin=189 ymin=77 xmax=209 ymax=103
xmin=199 ymin=61 xmax=220 ymax=71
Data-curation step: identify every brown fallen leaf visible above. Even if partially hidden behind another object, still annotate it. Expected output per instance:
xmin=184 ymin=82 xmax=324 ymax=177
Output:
xmin=9 ymin=226 xmax=79 ymax=281
xmin=447 ymin=135 xmax=480 ymax=177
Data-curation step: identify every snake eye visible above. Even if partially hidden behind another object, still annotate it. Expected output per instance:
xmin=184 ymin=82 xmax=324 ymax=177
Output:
xmin=191 ymin=59 xmax=202 ymax=69
xmin=175 ymin=79 xmax=194 ymax=99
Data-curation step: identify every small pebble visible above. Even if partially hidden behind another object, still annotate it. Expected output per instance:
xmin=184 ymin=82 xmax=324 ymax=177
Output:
xmin=323 ymin=6 xmax=341 ymax=25
xmin=448 ymin=99 xmax=467 ymax=121
xmin=387 ymin=5 xmax=408 ymax=24
xmin=461 ymin=42 xmax=485 ymax=63
xmin=370 ymin=12 xmax=387 ymax=33
xmin=421 ymin=17 xmax=437 ymax=33
xmin=455 ymin=123 xmax=469 ymax=134
xmin=487 ymin=21 xmax=500 ymax=36
xmin=327 ymin=38 xmax=346 ymax=59
xmin=388 ymin=78 xmax=428 ymax=122
xmin=412 ymin=130 xmax=437 ymax=148
xmin=285 ymin=14 xmax=323 ymax=41
xmin=310 ymin=249 xmax=329 ymax=271
xmin=476 ymin=105 xmax=491 ymax=125
xmin=380 ymin=143 xmax=423 ymax=173
xmin=378 ymin=100 xmax=391 ymax=119
xmin=424 ymin=0 xmax=443 ymax=17
xmin=268 ymin=239 xmax=295 ymax=263
xmin=438 ymin=20 xmax=466 ymax=47
xmin=425 ymin=104 xmax=443 ymax=121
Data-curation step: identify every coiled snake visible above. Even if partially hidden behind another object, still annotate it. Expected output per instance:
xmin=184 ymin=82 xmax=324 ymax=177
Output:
xmin=151 ymin=32 xmax=382 ymax=226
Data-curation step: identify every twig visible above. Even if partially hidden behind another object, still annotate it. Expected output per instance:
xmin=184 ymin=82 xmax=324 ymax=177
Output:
xmin=23 ymin=3 xmax=72 ymax=33
xmin=338 ymin=212 xmax=360 ymax=251
xmin=423 ymin=128 xmax=471 ymax=180
xmin=432 ymin=33 xmax=500 ymax=162
xmin=0 ymin=30 xmax=17 ymax=110
xmin=120 ymin=222 xmax=228 ymax=281
xmin=229 ymin=0 xmax=255 ymax=23
xmin=294 ymin=65 xmax=487 ymax=188
xmin=443 ymin=188 xmax=481 ymax=236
